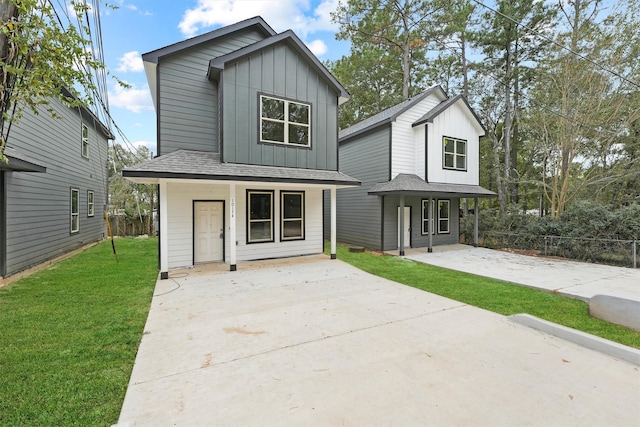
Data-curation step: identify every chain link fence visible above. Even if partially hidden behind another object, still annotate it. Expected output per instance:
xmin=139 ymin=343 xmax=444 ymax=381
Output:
xmin=470 ymin=232 xmax=638 ymax=268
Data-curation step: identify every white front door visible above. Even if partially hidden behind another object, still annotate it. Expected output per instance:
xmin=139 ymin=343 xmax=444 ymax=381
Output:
xmin=397 ymin=206 xmax=411 ymax=249
xmin=194 ymin=201 xmax=224 ymax=263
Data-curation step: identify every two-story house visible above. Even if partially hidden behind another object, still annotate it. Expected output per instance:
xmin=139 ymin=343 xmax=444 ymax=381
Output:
xmin=330 ymin=85 xmax=495 ymax=255
xmin=123 ymin=17 xmax=359 ymax=278
xmin=1 ymin=89 xmax=112 ymax=280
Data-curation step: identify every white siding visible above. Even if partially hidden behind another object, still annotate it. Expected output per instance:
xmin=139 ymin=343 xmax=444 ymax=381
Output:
xmin=427 ymin=100 xmax=482 ymax=185
xmin=165 ymin=182 xmax=323 ymax=269
xmin=391 ymin=94 xmax=442 ymax=178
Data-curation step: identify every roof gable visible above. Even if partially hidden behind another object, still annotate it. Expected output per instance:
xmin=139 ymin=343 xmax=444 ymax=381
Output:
xmin=412 ymin=94 xmax=486 ymax=135
xmin=208 ymin=30 xmax=349 ymax=104
xmin=339 ymin=86 xmax=447 ymax=142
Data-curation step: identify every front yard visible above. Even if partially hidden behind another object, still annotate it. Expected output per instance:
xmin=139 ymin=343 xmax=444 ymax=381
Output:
xmin=0 ymin=237 xmax=158 ymax=425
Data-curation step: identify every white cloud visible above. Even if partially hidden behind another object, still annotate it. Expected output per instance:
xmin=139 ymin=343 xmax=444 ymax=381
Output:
xmin=117 ymin=51 xmax=144 ymax=73
xmin=109 ymin=83 xmax=154 ymax=113
xmin=178 ymin=0 xmax=339 ymax=39
xmin=132 ymin=140 xmax=157 ymax=156
xmin=307 ymin=39 xmax=327 ymax=57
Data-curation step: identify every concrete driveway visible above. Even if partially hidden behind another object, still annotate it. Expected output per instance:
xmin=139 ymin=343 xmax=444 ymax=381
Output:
xmin=116 ymin=255 xmax=640 ymax=426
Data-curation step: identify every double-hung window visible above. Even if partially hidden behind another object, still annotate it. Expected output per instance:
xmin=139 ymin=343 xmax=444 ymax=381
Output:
xmin=247 ymin=190 xmax=274 ymax=243
xmin=421 ymin=199 xmax=434 ymax=235
xmin=71 ymin=188 xmax=79 ymax=233
xmin=443 ymin=137 xmax=466 ymax=170
xmin=87 ymin=190 xmax=95 ymax=217
xmin=438 ymin=200 xmax=450 ymax=233
xmin=281 ymin=191 xmax=304 ymax=240
xmin=260 ymin=95 xmax=311 ymax=147
xmin=81 ymin=124 xmax=89 ymax=158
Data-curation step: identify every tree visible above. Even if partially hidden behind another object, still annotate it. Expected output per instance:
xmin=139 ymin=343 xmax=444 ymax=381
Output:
xmin=525 ymin=0 xmax=640 ymax=216
xmin=0 ymin=0 xmax=114 ymax=161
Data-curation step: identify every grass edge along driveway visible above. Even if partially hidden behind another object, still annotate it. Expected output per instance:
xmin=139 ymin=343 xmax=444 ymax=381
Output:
xmin=330 ymin=243 xmax=640 ymax=350
xmin=0 ymin=237 xmax=158 ymax=426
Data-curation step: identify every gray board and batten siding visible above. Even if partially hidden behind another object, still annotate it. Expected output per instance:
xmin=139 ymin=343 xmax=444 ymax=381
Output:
xmin=324 ymin=125 xmax=391 ymax=250
xmin=221 ymin=40 xmax=339 ymax=170
xmin=155 ymin=28 xmax=269 ymax=156
xmin=1 ymin=97 xmax=110 ymax=277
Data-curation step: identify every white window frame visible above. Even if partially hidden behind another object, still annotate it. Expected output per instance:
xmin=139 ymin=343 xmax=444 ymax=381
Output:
xmin=71 ymin=188 xmax=79 ymax=233
xmin=87 ymin=190 xmax=94 ymax=217
xmin=438 ymin=200 xmax=450 ymax=234
xmin=421 ymin=199 xmax=435 ymax=235
xmin=443 ymin=136 xmax=466 ymax=171
xmin=281 ymin=191 xmax=305 ymax=241
xmin=260 ymin=94 xmax=311 ymax=147
xmin=81 ymin=123 xmax=89 ymax=158
xmin=247 ymin=190 xmax=274 ymax=243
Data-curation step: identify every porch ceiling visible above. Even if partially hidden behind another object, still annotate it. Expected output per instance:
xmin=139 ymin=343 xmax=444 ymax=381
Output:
xmin=368 ymin=174 xmax=496 ymax=198
xmin=123 ymin=149 xmax=360 ymax=188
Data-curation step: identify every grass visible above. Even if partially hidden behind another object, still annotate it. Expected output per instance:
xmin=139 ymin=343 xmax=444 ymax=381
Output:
xmin=330 ymin=243 xmax=640 ymax=350
xmin=0 ymin=237 xmax=158 ymax=426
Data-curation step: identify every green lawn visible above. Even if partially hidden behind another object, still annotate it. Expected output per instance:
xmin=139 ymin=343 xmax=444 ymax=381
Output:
xmin=0 ymin=237 xmax=158 ymax=426
xmin=330 ymin=243 xmax=640 ymax=350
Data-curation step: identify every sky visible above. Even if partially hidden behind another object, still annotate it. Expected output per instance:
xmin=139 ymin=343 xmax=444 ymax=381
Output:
xmin=99 ymin=0 xmax=352 ymax=157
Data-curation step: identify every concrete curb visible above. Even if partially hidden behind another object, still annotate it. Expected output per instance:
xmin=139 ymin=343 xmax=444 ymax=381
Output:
xmin=508 ymin=313 xmax=640 ymax=366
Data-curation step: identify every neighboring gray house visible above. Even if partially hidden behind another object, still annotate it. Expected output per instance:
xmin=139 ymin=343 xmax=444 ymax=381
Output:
xmin=328 ymin=86 xmax=495 ymax=254
xmin=123 ymin=17 xmax=359 ymax=278
xmin=1 ymin=91 xmax=112 ymax=279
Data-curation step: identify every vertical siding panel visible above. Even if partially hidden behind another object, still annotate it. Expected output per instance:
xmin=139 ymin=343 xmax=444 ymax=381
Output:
xmin=274 ymin=45 xmax=286 ymax=95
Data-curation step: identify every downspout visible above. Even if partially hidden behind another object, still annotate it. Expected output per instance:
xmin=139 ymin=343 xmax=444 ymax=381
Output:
xmin=474 ymin=197 xmax=479 ymax=248
xmin=428 ymin=196 xmax=433 ymax=253
xmin=399 ymin=194 xmax=405 ymax=256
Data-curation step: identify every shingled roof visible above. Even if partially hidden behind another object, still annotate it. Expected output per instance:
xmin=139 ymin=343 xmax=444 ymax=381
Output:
xmin=368 ymin=174 xmax=495 ymax=198
xmin=123 ymin=149 xmax=360 ymax=187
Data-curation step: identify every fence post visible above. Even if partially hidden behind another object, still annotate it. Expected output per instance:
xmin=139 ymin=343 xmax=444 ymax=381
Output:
xmin=633 ymin=240 xmax=637 ymax=269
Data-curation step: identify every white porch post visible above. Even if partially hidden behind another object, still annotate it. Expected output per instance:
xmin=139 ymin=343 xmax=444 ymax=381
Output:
xmin=399 ymin=195 xmax=405 ymax=256
xmin=330 ymin=186 xmax=337 ymax=259
xmin=474 ymin=197 xmax=479 ymax=248
xmin=229 ymin=183 xmax=237 ymax=271
xmin=428 ymin=196 xmax=433 ymax=253
xmin=159 ymin=180 xmax=169 ymax=279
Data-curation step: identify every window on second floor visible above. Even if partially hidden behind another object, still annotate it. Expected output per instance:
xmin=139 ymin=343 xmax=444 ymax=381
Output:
xmin=260 ymin=95 xmax=310 ymax=147
xmin=81 ymin=124 xmax=89 ymax=158
xmin=443 ymin=137 xmax=466 ymax=171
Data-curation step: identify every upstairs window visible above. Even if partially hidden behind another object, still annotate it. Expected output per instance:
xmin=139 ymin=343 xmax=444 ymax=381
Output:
xmin=260 ymin=95 xmax=310 ymax=147
xmin=81 ymin=124 xmax=89 ymax=158
xmin=443 ymin=137 xmax=466 ymax=171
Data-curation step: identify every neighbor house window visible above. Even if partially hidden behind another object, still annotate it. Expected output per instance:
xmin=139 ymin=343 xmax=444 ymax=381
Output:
xmin=443 ymin=137 xmax=466 ymax=171
xmin=421 ymin=199 xmax=435 ymax=235
xmin=438 ymin=200 xmax=450 ymax=233
xmin=71 ymin=188 xmax=79 ymax=233
xmin=87 ymin=191 xmax=94 ymax=217
xmin=260 ymin=95 xmax=310 ymax=147
xmin=281 ymin=191 xmax=304 ymax=240
xmin=81 ymin=124 xmax=89 ymax=158
xmin=247 ymin=190 xmax=274 ymax=243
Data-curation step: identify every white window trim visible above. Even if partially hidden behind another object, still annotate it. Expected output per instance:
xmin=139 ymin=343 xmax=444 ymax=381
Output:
xmin=443 ymin=136 xmax=466 ymax=171
xmin=260 ymin=95 xmax=311 ymax=147
xmin=247 ymin=190 xmax=274 ymax=243
xmin=71 ymin=188 xmax=80 ymax=233
xmin=87 ymin=190 xmax=95 ymax=217
xmin=421 ymin=199 xmax=435 ymax=235
xmin=438 ymin=200 xmax=451 ymax=234
xmin=281 ymin=191 xmax=305 ymax=241
xmin=81 ymin=123 xmax=89 ymax=158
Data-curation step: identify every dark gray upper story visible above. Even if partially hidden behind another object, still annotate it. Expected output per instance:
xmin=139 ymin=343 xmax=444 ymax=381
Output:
xmin=1 ymin=97 xmax=111 ymax=278
xmin=143 ymin=17 xmax=347 ymax=171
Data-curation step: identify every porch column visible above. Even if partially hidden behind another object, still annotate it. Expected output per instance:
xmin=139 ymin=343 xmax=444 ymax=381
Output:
xmin=474 ymin=197 xmax=479 ymax=248
xmin=428 ymin=196 xmax=433 ymax=253
xmin=159 ymin=180 xmax=169 ymax=279
xmin=330 ymin=186 xmax=337 ymax=259
xmin=229 ymin=183 xmax=237 ymax=271
xmin=399 ymin=195 xmax=405 ymax=256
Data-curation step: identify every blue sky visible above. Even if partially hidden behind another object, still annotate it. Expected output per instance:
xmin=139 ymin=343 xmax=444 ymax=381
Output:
xmin=99 ymin=0 xmax=351 ymax=156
